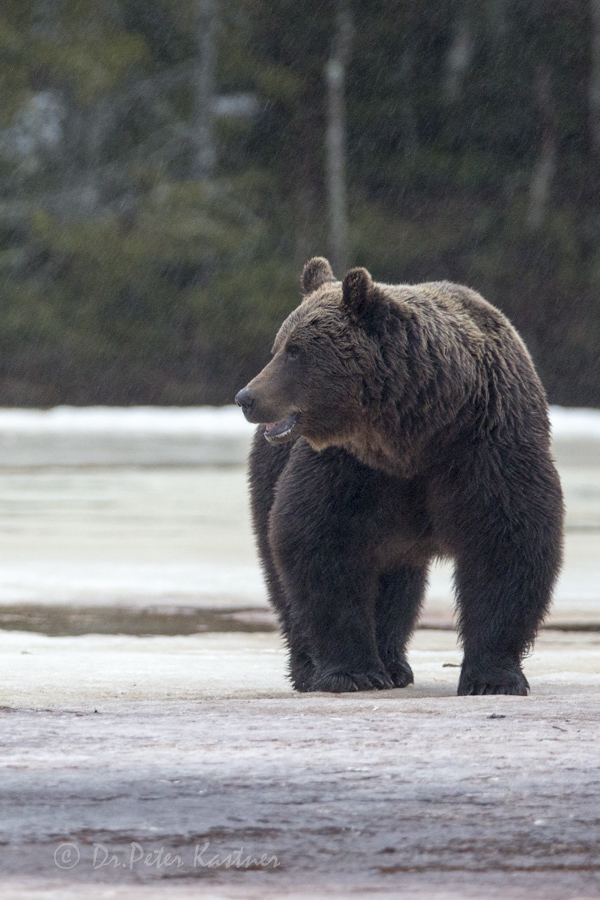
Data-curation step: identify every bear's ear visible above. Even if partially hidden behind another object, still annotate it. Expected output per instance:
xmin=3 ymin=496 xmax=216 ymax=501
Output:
xmin=301 ymin=257 xmax=335 ymax=296
xmin=341 ymin=267 xmax=379 ymax=322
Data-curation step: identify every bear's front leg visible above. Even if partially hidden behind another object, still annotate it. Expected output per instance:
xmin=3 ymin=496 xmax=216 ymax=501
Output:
xmin=269 ymin=444 xmax=393 ymax=693
xmin=316 ymin=576 xmax=394 ymax=693
xmin=280 ymin=550 xmax=393 ymax=693
xmin=285 ymin=622 xmax=317 ymax=692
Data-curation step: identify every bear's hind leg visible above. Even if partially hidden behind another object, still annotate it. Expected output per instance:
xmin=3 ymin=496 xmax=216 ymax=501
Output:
xmin=440 ymin=450 xmax=563 ymax=696
xmin=455 ymin=536 xmax=560 ymax=696
xmin=376 ymin=567 xmax=427 ymax=688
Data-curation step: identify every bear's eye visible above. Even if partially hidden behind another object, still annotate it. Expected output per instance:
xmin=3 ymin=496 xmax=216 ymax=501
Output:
xmin=286 ymin=346 xmax=300 ymax=362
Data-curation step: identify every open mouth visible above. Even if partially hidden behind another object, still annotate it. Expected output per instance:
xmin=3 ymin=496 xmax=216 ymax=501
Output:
xmin=264 ymin=412 xmax=299 ymax=443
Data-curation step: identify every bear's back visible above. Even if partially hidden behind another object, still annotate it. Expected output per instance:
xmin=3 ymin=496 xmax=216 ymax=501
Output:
xmin=382 ymin=279 xmax=538 ymax=380
xmin=373 ymin=278 xmax=549 ymax=450
xmin=384 ymin=280 xmax=510 ymax=343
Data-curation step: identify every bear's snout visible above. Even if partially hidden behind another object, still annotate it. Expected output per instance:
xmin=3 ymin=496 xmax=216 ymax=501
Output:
xmin=235 ymin=387 xmax=255 ymax=419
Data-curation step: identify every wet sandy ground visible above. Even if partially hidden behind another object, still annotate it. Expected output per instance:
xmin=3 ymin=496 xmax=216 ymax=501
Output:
xmin=1 ymin=633 xmax=600 ymax=900
xmin=1 ymin=633 xmax=600 ymax=898
xmin=0 ymin=441 xmax=598 ymax=898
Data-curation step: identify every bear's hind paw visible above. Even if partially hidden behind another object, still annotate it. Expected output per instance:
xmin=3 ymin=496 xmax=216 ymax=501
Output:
xmin=457 ymin=665 xmax=529 ymax=696
xmin=459 ymin=681 xmax=529 ymax=696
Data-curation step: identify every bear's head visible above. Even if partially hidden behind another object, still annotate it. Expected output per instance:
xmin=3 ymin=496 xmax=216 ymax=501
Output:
xmin=235 ymin=257 xmax=396 ymax=451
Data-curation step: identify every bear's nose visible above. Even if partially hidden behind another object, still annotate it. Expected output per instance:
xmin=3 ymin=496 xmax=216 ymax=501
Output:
xmin=235 ymin=387 xmax=255 ymax=413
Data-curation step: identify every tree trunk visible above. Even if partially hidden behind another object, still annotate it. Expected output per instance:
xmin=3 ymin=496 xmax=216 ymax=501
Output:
xmin=444 ymin=15 xmax=473 ymax=103
xmin=191 ymin=0 xmax=217 ymax=180
xmin=590 ymin=0 xmax=600 ymax=153
xmin=486 ymin=0 xmax=508 ymax=40
xmin=527 ymin=66 xmax=556 ymax=232
xmin=325 ymin=0 xmax=352 ymax=277
xmin=31 ymin=0 xmax=62 ymax=39
xmin=400 ymin=47 xmax=419 ymax=158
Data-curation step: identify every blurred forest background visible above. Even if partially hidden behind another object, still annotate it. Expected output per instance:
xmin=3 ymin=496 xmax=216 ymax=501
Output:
xmin=0 ymin=0 xmax=599 ymax=407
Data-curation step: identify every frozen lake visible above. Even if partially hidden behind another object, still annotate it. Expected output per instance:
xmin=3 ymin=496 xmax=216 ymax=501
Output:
xmin=0 ymin=405 xmax=597 ymax=627
xmin=0 ymin=463 xmax=597 ymax=627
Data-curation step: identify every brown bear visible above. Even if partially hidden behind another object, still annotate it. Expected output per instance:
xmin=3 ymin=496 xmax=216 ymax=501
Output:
xmin=235 ymin=257 xmax=564 ymax=695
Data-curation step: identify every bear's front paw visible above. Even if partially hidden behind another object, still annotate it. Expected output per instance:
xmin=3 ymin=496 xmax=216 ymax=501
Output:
xmin=458 ymin=663 xmax=529 ymax=696
xmin=385 ymin=657 xmax=414 ymax=689
xmin=289 ymin=655 xmax=316 ymax=692
xmin=312 ymin=668 xmax=394 ymax=693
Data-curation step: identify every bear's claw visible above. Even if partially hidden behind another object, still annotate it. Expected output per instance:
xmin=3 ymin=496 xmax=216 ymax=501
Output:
xmin=460 ymin=682 xmax=529 ymax=696
xmin=386 ymin=660 xmax=414 ymax=689
xmin=458 ymin=664 xmax=529 ymax=696
xmin=312 ymin=669 xmax=394 ymax=693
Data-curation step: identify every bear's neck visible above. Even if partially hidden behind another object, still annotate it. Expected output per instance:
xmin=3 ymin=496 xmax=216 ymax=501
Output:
xmin=341 ymin=368 xmax=475 ymax=478
xmin=342 ymin=427 xmax=404 ymax=477
xmin=342 ymin=406 xmax=470 ymax=478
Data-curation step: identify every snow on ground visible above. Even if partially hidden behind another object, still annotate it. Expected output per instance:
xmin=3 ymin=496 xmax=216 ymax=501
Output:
xmin=0 ymin=403 xmax=597 ymax=438
xmin=0 ymin=405 xmax=252 ymax=435
xmin=0 ymin=405 xmax=597 ymax=466
xmin=0 ymin=405 xmax=596 ymax=617
xmin=0 ymin=406 xmax=254 ymax=466
xmin=549 ymin=405 xmax=600 ymax=438
xmin=0 ymin=629 xmax=598 ymax=707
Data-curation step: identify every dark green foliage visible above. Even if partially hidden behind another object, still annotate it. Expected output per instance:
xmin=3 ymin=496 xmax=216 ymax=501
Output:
xmin=0 ymin=0 xmax=598 ymax=406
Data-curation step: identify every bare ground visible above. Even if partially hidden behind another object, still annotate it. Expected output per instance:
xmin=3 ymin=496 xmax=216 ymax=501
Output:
xmin=0 ymin=630 xmax=599 ymax=899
